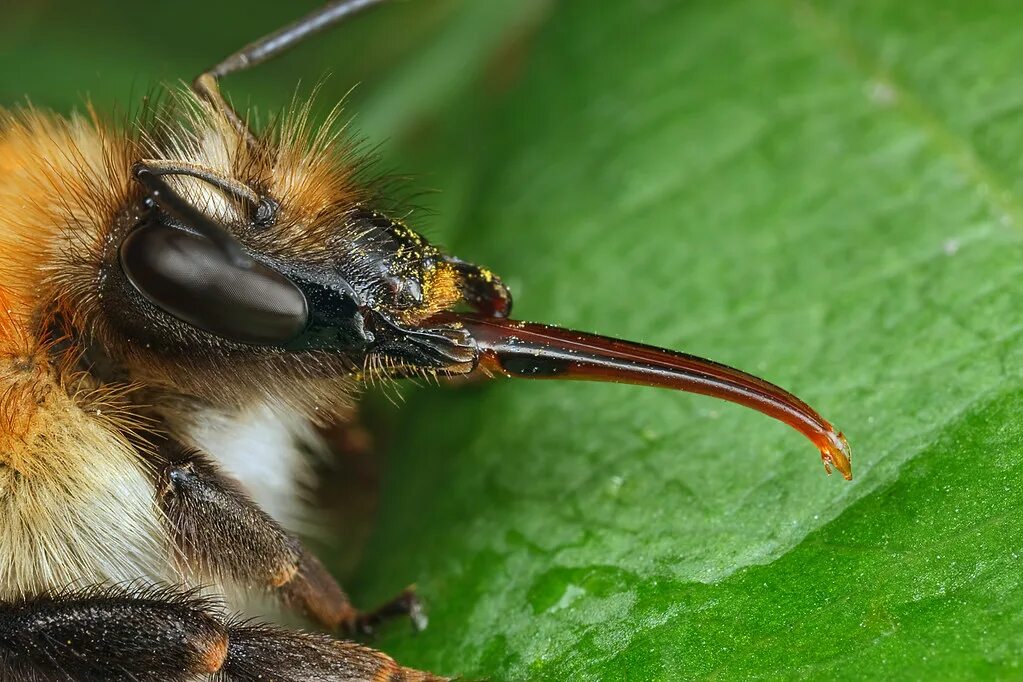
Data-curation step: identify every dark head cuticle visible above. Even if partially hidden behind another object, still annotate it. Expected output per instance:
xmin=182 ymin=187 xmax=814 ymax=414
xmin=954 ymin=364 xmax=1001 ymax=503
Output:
xmin=168 ymin=465 xmax=197 ymax=489
xmin=253 ymin=196 xmax=278 ymax=228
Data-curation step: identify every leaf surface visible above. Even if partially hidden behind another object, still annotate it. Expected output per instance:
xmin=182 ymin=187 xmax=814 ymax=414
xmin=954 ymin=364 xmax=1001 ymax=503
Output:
xmin=352 ymin=1 xmax=1023 ymax=679
xmin=6 ymin=1 xmax=1023 ymax=679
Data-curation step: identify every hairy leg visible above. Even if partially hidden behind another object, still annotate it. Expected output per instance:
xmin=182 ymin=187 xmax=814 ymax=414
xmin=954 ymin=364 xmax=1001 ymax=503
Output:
xmin=0 ymin=587 xmax=443 ymax=682
xmin=158 ymin=440 xmax=422 ymax=633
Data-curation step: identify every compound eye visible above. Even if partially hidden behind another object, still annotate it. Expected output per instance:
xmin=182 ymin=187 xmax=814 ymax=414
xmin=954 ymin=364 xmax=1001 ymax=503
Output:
xmin=119 ymin=222 xmax=308 ymax=345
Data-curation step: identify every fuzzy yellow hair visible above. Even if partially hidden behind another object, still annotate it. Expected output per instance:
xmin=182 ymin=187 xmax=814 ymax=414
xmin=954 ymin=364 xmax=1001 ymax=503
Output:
xmin=0 ymin=89 xmax=399 ymax=598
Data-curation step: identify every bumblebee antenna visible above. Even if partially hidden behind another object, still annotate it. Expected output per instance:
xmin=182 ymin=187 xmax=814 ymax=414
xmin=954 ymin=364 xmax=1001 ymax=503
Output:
xmin=133 ymin=159 xmax=278 ymax=227
xmin=132 ymin=163 xmax=252 ymax=268
xmin=192 ymin=0 xmax=389 ymax=142
xmin=135 ymin=160 xmax=259 ymax=207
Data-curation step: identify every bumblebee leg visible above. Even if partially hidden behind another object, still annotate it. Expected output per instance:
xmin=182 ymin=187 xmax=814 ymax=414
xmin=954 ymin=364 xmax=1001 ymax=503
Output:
xmin=192 ymin=0 xmax=388 ymax=140
xmin=223 ymin=620 xmax=443 ymax=681
xmin=0 ymin=588 xmax=227 ymax=682
xmin=0 ymin=588 xmax=443 ymax=682
xmin=347 ymin=586 xmax=425 ymax=635
xmin=159 ymin=443 xmax=422 ymax=633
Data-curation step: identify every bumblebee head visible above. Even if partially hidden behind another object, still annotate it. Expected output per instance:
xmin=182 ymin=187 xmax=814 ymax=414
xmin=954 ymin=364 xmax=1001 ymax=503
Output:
xmin=114 ymin=164 xmax=508 ymax=380
xmin=93 ymin=103 xmax=848 ymax=478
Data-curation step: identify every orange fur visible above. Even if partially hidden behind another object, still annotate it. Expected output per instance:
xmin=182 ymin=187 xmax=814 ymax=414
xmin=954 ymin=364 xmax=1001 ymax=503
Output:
xmin=0 ymin=87 xmax=454 ymax=600
xmin=0 ymin=106 xmax=133 ymax=327
xmin=0 ymin=109 xmax=140 ymax=482
xmin=0 ymin=88 xmax=388 ymax=596
xmin=0 ymin=90 xmax=375 ymax=418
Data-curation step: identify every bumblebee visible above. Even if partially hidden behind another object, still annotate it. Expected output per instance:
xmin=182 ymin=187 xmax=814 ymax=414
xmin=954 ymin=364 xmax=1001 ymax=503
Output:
xmin=0 ymin=1 xmax=851 ymax=680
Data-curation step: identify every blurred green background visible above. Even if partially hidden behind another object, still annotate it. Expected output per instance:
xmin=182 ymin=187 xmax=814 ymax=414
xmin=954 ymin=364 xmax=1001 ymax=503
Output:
xmin=7 ymin=1 xmax=1023 ymax=680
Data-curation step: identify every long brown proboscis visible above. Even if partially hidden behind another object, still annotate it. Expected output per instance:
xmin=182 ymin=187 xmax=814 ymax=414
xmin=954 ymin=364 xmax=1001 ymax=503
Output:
xmin=435 ymin=312 xmax=852 ymax=480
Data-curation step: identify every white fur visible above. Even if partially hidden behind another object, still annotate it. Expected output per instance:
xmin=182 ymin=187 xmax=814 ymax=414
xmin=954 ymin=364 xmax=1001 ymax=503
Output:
xmin=0 ymin=420 xmax=172 ymax=600
xmin=185 ymin=402 xmax=322 ymax=528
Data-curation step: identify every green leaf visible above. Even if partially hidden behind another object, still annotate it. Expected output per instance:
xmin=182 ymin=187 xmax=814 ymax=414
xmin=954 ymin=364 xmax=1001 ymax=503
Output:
xmin=348 ymin=1 xmax=1023 ymax=679
xmin=7 ymin=1 xmax=1023 ymax=679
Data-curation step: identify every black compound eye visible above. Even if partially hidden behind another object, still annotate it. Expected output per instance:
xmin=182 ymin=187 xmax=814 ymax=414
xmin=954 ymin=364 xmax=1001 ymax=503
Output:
xmin=119 ymin=222 xmax=309 ymax=345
